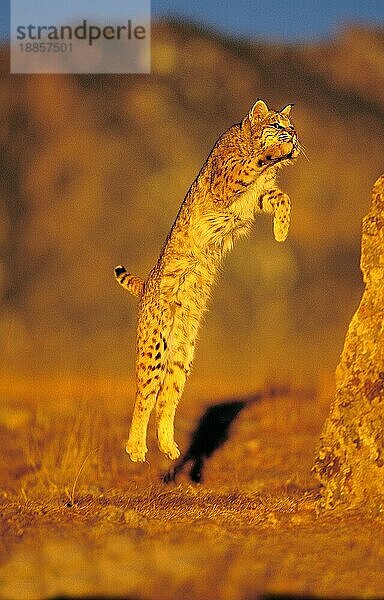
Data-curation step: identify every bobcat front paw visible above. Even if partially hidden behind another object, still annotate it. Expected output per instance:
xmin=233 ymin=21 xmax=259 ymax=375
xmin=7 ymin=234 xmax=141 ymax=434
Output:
xmin=261 ymin=142 xmax=296 ymax=166
xmin=126 ymin=439 xmax=148 ymax=462
xmin=273 ymin=214 xmax=289 ymax=242
xmin=272 ymin=194 xmax=291 ymax=242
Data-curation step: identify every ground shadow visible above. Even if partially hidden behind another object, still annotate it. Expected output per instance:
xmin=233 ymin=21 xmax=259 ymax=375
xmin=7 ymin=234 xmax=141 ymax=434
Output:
xmin=163 ymin=387 xmax=290 ymax=484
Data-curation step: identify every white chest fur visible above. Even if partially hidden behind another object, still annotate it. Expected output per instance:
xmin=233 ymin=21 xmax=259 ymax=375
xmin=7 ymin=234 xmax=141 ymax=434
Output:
xmin=230 ymin=172 xmax=273 ymax=220
xmin=190 ymin=172 xmax=275 ymax=255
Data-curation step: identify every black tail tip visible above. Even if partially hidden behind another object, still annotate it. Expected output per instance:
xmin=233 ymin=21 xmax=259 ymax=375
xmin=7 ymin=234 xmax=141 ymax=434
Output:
xmin=114 ymin=265 xmax=126 ymax=277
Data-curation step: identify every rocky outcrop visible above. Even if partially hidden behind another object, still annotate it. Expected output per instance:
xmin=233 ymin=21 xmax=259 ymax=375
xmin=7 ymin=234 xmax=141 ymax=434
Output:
xmin=313 ymin=175 xmax=384 ymax=510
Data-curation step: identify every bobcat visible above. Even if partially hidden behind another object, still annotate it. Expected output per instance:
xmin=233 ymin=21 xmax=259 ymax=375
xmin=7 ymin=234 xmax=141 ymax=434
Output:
xmin=115 ymin=99 xmax=300 ymax=462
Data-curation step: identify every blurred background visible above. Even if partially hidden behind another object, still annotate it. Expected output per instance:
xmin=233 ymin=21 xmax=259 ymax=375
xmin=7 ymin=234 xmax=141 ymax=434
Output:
xmin=0 ymin=1 xmax=383 ymax=398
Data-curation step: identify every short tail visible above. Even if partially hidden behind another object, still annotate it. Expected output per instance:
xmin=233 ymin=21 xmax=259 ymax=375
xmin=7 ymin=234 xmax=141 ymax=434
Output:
xmin=114 ymin=265 xmax=144 ymax=298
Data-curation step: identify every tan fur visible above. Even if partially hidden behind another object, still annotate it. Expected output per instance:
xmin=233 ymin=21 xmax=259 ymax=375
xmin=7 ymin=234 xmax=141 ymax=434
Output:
xmin=116 ymin=99 xmax=300 ymax=461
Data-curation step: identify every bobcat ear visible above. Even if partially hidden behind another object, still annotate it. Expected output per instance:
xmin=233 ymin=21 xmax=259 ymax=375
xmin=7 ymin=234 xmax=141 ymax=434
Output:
xmin=280 ymin=104 xmax=294 ymax=118
xmin=249 ymin=99 xmax=269 ymax=124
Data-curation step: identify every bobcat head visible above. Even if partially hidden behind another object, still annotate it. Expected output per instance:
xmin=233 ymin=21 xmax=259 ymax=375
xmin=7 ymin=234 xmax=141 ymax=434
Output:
xmin=243 ymin=99 xmax=300 ymax=166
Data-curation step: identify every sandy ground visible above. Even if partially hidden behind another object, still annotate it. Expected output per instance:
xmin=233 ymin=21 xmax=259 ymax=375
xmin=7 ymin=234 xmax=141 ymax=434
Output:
xmin=1 ymin=385 xmax=384 ymax=599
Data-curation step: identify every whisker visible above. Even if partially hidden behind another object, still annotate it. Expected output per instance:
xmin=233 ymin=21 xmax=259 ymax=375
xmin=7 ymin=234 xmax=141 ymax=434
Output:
xmin=298 ymin=142 xmax=310 ymax=162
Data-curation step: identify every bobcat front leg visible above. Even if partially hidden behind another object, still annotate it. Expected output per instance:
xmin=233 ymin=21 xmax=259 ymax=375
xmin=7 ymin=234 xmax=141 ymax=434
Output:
xmin=260 ymin=189 xmax=291 ymax=242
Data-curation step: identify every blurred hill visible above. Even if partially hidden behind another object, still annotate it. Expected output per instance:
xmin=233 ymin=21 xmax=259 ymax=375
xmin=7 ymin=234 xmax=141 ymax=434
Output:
xmin=0 ymin=21 xmax=383 ymax=392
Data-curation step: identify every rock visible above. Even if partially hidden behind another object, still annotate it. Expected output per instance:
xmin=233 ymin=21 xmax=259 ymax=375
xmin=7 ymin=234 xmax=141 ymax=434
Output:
xmin=313 ymin=175 xmax=384 ymax=511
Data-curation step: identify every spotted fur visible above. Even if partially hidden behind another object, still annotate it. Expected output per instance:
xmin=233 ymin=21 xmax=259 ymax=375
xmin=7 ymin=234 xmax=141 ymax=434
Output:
xmin=116 ymin=99 xmax=300 ymax=461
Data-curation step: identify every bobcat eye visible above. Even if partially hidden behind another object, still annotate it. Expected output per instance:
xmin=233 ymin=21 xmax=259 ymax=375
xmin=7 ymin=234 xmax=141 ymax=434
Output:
xmin=272 ymin=123 xmax=283 ymax=129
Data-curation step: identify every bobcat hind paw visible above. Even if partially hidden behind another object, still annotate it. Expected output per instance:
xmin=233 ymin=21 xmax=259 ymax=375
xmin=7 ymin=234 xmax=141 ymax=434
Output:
xmin=159 ymin=439 xmax=180 ymax=461
xmin=126 ymin=440 xmax=148 ymax=462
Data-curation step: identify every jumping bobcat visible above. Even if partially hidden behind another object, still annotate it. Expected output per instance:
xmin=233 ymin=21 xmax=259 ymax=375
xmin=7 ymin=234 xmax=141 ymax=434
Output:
xmin=115 ymin=99 xmax=300 ymax=462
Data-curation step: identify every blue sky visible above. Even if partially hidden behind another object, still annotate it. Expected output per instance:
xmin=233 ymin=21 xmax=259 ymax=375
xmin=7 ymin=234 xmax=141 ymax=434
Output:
xmin=152 ymin=0 xmax=384 ymax=41
xmin=2 ymin=0 xmax=384 ymax=42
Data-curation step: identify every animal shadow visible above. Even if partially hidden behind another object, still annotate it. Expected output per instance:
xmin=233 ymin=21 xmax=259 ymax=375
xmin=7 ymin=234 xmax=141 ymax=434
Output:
xmin=163 ymin=387 xmax=288 ymax=484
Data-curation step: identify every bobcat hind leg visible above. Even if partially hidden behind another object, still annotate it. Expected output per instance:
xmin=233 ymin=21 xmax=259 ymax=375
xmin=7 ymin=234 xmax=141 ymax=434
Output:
xmin=126 ymin=306 xmax=169 ymax=462
xmin=155 ymin=320 xmax=196 ymax=460
xmin=126 ymin=389 xmax=157 ymax=462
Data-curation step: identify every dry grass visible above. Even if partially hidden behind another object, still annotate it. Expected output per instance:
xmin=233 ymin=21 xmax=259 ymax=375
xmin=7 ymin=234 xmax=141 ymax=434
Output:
xmin=24 ymin=406 xmax=101 ymax=506
xmin=1 ymin=380 xmax=384 ymax=599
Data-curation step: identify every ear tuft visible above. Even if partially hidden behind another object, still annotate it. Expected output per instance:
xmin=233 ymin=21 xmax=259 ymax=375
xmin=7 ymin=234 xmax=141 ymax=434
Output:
xmin=280 ymin=104 xmax=294 ymax=118
xmin=249 ymin=99 xmax=269 ymax=124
